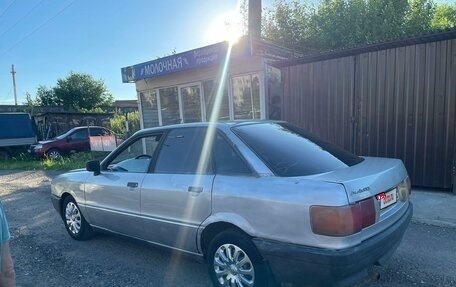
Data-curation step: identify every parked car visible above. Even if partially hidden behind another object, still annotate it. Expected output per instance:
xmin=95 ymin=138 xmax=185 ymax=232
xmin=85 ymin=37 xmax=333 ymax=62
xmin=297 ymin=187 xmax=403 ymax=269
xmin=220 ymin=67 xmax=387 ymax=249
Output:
xmin=51 ymin=121 xmax=412 ymax=287
xmin=30 ymin=126 xmax=115 ymax=159
xmin=0 ymin=113 xmax=37 ymax=159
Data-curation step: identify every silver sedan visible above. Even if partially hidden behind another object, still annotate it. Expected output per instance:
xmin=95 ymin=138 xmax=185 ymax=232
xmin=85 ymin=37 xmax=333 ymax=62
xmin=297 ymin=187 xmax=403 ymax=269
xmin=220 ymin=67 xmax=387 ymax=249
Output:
xmin=51 ymin=121 xmax=412 ymax=287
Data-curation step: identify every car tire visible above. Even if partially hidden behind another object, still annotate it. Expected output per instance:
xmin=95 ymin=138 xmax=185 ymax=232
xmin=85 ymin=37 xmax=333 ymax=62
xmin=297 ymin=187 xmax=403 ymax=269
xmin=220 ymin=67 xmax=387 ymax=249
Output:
xmin=62 ymin=196 xmax=94 ymax=240
xmin=207 ymin=229 xmax=270 ymax=287
xmin=46 ymin=148 xmax=62 ymax=160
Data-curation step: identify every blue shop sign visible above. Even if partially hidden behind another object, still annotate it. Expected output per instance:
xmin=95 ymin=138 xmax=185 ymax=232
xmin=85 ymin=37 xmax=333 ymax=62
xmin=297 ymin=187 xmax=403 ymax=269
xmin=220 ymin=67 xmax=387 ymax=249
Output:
xmin=122 ymin=40 xmax=251 ymax=83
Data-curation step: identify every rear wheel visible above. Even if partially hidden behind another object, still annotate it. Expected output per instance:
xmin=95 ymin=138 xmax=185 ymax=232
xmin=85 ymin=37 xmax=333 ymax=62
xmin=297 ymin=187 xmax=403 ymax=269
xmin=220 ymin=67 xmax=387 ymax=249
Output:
xmin=62 ymin=196 xmax=93 ymax=240
xmin=207 ymin=229 xmax=269 ymax=287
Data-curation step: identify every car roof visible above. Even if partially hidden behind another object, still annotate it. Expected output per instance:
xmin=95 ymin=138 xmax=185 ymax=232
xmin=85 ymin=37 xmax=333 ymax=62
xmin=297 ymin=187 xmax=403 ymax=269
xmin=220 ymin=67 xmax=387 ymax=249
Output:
xmin=71 ymin=126 xmax=106 ymax=130
xmin=134 ymin=120 xmax=283 ymax=136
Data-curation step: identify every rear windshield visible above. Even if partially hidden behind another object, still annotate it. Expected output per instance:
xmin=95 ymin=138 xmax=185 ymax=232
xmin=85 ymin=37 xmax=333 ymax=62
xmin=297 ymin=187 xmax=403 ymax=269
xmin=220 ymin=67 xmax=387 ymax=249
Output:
xmin=232 ymin=122 xmax=364 ymax=177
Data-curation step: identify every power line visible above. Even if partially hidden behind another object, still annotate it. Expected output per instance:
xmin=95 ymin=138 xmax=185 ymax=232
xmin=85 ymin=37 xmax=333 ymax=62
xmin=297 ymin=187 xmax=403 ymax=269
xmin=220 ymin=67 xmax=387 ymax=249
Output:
xmin=0 ymin=0 xmax=17 ymax=19
xmin=0 ymin=0 xmax=45 ymax=39
xmin=0 ymin=0 xmax=76 ymax=57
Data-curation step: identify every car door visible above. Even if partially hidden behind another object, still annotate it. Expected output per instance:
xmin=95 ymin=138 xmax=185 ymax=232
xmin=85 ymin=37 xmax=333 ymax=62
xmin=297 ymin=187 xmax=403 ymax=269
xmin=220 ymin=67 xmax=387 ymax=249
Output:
xmin=84 ymin=133 xmax=162 ymax=237
xmin=141 ymin=127 xmax=214 ymax=253
xmin=67 ymin=128 xmax=90 ymax=152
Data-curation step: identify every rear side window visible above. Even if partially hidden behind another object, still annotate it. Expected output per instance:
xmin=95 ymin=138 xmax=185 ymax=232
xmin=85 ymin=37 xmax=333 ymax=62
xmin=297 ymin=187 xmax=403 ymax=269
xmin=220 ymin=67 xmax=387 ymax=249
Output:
xmin=232 ymin=122 xmax=363 ymax=177
xmin=154 ymin=128 xmax=212 ymax=174
xmin=90 ymin=128 xmax=108 ymax=136
xmin=213 ymin=133 xmax=251 ymax=175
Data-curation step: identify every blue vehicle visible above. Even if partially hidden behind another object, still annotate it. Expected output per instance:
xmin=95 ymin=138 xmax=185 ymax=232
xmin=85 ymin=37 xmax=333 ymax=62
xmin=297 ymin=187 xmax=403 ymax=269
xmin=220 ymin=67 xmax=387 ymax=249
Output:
xmin=0 ymin=113 xmax=37 ymax=159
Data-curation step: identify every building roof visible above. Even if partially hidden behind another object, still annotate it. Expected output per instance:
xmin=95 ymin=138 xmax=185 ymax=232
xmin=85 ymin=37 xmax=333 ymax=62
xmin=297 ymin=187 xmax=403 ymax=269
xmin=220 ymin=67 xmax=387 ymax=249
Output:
xmin=112 ymin=100 xmax=138 ymax=108
xmin=273 ymin=27 xmax=456 ymax=68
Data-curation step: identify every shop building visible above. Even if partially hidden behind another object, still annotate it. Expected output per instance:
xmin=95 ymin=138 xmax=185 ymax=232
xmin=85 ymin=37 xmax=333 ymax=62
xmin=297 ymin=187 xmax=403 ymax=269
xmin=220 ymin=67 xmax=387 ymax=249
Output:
xmin=121 ymin=37 xmax=298 ymax=129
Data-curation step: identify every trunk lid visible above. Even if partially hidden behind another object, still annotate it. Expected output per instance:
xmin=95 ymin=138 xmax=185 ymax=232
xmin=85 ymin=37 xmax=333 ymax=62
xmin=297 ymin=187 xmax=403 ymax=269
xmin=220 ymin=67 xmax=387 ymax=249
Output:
xmin=310 ymin=157 xmax=408 ymax=204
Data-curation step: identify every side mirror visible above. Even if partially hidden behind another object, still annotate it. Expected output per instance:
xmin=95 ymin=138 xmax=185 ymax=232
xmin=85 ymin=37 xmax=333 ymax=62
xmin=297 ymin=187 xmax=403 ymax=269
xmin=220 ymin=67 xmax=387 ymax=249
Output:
xmin=86 ymin=160 xmax=101 ymax=176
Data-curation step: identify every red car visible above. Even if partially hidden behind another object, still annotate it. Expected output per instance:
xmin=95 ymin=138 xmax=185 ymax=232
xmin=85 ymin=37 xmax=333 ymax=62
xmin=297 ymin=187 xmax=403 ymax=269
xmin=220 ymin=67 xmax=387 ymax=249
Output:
xmin=29 ymin=126 xmax=115 ymax=159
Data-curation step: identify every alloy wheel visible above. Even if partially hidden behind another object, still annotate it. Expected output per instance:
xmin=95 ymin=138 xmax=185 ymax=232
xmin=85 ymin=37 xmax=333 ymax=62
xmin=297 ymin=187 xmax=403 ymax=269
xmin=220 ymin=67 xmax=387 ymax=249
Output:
xmin=65 ymin=202 xmax=82 ymax=235
xmin=213 ymin=243 xmax=255 ymax=287
xmin=48 ymin=150 xmax=61 ymax=160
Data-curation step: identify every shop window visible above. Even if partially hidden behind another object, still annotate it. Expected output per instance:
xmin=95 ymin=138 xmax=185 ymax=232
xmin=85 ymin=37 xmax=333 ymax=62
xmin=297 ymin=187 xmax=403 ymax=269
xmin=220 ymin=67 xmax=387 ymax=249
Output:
xmin=232 ymin=74 xmax=261 ymax=120
xmin=181 ymin=85 xmax=202 ymax=123
xmin=203 ymin=80 xmax=230 ymax=121
xmin=267 ymin=66 xmax=282 ymax=120
xmin=140 ymin=91 xmax=160 ymax=128
xmin=159 ymin=87 xmax=180 ymax=126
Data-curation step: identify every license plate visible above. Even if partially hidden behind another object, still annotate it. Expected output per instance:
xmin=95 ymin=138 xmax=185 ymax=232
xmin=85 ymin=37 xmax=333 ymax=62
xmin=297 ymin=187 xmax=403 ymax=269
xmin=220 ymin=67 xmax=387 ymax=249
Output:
xmin=377 ymin=189 xmax=397 ymax=209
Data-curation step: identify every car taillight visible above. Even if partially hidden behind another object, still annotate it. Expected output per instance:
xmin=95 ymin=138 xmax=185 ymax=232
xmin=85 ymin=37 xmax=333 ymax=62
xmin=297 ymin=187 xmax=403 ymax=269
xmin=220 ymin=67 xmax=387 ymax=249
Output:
xmin=310 ymin=198 xmax=376 ymax=237
xmin=397 ymin=176 xmax=411 ymax=201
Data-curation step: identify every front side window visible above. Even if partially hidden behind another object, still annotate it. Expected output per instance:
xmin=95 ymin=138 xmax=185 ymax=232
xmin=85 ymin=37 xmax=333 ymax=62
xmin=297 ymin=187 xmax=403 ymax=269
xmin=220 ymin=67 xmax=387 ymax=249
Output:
xmin=233 ymin=123 xmax=364 ymax=177
xmin=71 ymin=129 xmax=88 ymax=140
xmin=155 ymin=128 xmax=212 ymax=174
xmin=106 ymin=134 xmax=162 ymax=173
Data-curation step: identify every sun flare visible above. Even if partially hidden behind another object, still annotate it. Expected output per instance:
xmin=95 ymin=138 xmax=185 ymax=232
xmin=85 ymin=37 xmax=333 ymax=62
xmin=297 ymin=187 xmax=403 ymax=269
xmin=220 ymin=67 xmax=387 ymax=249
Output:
xmin=205 ymin=10 xmax=244 ymax=44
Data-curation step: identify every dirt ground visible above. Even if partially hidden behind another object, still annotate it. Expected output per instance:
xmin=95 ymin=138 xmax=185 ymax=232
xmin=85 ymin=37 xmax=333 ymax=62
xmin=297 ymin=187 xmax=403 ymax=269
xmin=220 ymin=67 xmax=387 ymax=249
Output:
xmin=0 ymin=170 xmax=212 ymax=287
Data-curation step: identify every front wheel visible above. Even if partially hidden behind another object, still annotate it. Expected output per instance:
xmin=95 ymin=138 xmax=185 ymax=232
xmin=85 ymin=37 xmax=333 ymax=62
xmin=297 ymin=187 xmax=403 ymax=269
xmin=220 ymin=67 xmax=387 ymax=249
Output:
xmin=46 ymin=148 xmax=62 ymax=160
xmin=207 ymin=229 xmax=270 ymax=287
xmin=62 ymin=196 xmax=93 ymax=240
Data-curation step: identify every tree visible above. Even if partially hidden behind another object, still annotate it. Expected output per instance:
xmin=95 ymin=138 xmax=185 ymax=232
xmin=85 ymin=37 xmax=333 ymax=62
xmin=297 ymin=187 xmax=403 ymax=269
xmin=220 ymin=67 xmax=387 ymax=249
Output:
xmin=260 ymin=0 xmax=456 ymax=52
xmin=53 ymin=72 xmax=113 ymax=111
xmin=405 ymin=0 xmax=434 ymax=34
xmin=262 ymin=0 xmax=313 ymax=50
xmin=35 ymin=85 xmax=60 ymax=106
xmin=431 ymin=3 xmax=456 ymax=29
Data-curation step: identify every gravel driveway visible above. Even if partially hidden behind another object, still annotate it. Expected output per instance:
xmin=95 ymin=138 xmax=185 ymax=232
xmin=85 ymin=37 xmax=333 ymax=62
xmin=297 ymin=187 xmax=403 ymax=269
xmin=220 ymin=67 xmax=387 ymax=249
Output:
xmin=0 ymin=170 xmax=212 ymax=287
xmin=2 ymin=170 xmax=455 ymax=287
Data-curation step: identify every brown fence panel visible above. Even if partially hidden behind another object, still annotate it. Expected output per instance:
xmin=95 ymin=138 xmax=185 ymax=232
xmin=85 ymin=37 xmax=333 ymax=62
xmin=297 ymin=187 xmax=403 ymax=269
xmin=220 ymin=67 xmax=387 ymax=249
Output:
xmin=354 ymin=40 xmax=455 ymax=188
xmin=281 ymin=38 xmax=456 ymax=189
xmin=282 ymin=57 xmax=355 ymax=152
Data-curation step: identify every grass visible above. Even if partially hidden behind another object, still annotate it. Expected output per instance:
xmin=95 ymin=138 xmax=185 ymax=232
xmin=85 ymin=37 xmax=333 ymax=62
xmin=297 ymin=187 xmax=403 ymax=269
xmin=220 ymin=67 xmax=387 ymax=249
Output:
xmin=0 ymin=152 xmax=110 ymax=171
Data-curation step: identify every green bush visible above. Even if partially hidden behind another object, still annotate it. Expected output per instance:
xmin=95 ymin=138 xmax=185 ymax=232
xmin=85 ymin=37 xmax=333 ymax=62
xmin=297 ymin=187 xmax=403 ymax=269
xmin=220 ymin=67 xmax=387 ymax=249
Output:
xmin=110 ymin=111 xmax=140 ymax=138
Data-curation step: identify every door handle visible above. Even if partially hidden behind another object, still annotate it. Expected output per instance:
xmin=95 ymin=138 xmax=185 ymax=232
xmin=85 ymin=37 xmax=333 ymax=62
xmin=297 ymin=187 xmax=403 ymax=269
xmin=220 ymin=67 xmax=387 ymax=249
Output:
xmin=188 ymin=186 xmax=203 ymax=193
xmin=127 ymin=182 xmax=138 ymax=188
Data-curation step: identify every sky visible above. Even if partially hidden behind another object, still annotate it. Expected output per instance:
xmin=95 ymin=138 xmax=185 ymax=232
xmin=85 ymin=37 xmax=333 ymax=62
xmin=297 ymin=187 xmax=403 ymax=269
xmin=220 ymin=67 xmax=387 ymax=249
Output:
xmin=0 ymin=0 xmax=253 ymax=105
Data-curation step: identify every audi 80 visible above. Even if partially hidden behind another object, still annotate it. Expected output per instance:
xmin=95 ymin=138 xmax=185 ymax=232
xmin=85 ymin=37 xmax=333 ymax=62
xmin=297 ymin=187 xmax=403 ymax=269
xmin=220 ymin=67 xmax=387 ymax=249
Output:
xmin=51 ymin=121 xmax=412 ymax=287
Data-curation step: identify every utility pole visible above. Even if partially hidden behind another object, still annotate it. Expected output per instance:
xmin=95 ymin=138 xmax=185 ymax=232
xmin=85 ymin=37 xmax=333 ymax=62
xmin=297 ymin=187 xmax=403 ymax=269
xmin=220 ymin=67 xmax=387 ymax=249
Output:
xmin=10 ymin=64 xmax=17 ymax=106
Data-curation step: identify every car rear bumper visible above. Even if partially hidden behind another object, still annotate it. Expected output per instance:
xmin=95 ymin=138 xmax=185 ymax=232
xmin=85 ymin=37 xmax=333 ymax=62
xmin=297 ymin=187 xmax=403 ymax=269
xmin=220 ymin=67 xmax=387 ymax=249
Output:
xmin=253 ymin=202 xmax=413 ymax=287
